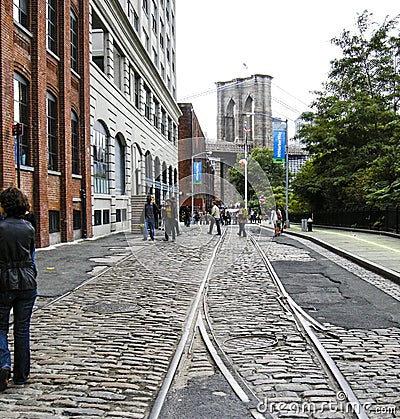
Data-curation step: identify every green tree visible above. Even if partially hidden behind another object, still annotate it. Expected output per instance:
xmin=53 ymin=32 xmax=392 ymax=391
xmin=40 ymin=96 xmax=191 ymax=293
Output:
xmin=294 ymin=11 xmax=400 ymax=211
xmin=229 ymin=147 xmax=285 ymax=209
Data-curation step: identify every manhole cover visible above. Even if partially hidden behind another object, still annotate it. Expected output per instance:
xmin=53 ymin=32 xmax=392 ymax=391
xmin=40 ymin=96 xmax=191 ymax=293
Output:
xmin=223 ymin=334 xmax=278 ymax=351
xmin=84 ymin=302 xmax=142 ymax=314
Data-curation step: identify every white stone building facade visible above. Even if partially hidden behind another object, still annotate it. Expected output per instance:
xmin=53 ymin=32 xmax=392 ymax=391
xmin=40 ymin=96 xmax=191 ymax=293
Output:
xmin=89 ymin=0 xmax=180 ymax=236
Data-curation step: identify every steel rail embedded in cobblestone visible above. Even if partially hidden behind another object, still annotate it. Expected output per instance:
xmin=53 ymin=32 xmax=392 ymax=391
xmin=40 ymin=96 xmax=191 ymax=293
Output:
xmin=148 ymin=230 xmax=227 ymax=419
xmin=250 ymin=234 xmax=369 ymax=419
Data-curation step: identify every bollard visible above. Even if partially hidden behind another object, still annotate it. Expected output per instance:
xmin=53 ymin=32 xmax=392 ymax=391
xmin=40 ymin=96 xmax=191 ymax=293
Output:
xmin=307 ymin=219 xmax=313 ymax=232
xmin=301 ymin=219 xmax=307 ymax=232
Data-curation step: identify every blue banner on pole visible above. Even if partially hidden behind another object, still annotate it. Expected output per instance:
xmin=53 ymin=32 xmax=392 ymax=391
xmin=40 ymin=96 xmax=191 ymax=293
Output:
xmin=193 ymin=161 xmax=202 ymax=184
xmin=273 ymin=129 xmax=286 ymax=161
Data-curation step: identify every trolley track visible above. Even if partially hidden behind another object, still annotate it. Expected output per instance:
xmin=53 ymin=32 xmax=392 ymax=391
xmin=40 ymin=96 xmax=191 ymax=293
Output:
xmin=154 ymin=227 xmax=377 ymax=418
xmin=155 ymin=230 xmax=367 ymax=418
xmin=2 ymin=226 xmax=399 ymax=418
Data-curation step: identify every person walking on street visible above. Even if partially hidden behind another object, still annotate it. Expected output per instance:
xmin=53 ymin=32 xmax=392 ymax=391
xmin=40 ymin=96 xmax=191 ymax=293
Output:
xmin=170 ymin=197 xmax=181 ymax=236
xmin=143 ymin=195 xmax=155 ymax=241
xmin=163 ymin=198 xmax=176 ymax=241
xmin=208 ymin=201 xmax=221 ymax=235
xmin=237 ymin=204 xmax=248 ymax=237
xmin=0 ymin=187 xmax=37 ymax=390
xmin=151 ymin=195 xmax=160 ymax=230
xmin=271 ymin=208 xmax=279 ymax=237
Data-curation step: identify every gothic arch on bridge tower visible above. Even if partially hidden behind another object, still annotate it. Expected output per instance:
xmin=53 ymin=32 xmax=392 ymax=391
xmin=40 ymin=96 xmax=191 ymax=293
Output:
xmin=243 ymin=95 xmax=254 ymax=142
xmin=224 ymin=98 xmax=236 ymax=142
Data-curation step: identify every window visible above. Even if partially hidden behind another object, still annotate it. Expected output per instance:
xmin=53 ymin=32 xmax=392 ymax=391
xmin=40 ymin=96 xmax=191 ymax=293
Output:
xmin=160 ymin=63 xmax=165 ymax=80
xmin=143 ymin=29 xmax=149 ymax=51
xmin=113 ymin=44 xmax=124 ymax=90
xmin=103 ymin=210 xmax=110 ymax=224
xmin=14 ymin=73 xmax=30 ymax=166
xmin=134 ymin=72 xmax=141 ymax=109
xmin=13 ymin=0 xmax=29 ymax=29
xmin=115 ymin=136 xmax=126 ymax=195
xmin=94 ymin=210 xmax=102 ymax=225
xmin=49 ymin=211 xmax=60 ymax=233
xmin=153 ymin=98 xmax=160 ymax=128
xmin=71 ymin=110 xmax=80 ymax=174
xmin=93 ymin=121 xmax=109 ymax=194
xmin=161 ymin=109 xmax=166 ymax=135
xmin=73 ymin=210 xmax=81 ymax=230
xmin=92 ymin=12 xmax=106 ymax=73
xmin=160 ymin=19 xmax=165 ymax=49
xmin=134 ymin=11 xmax=139 ymax=32
xmin=166 ymin=35 xmax=170 ymax=61
xmin=143 ymin=0 xmax=148 ymax=14
xmin=167 ymin=117 xmax=172 ymax=142
xmin=153 ymin=47 xmax=158 ymax=67
xmin=116 ymin=209 xmax=127 ymax=222
xmin=46 ymin=0 xmax=57 ymax=54
xmin=152 ymin=15 xmax=157 ymax=33
xmin=144 ymin=85 xmax=151 ymax=119
xmin=145 ymin=152 xmax=152 ymax=181
xmin=70 ymin=9 xmax=78 ymax=72
xmin=47 ymin=92 xmax=58 ymax=171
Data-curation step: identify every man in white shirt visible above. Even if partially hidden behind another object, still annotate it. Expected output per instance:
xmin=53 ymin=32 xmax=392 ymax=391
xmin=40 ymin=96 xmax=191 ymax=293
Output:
xmin=208 ymin=201 xmax=221 ymax=235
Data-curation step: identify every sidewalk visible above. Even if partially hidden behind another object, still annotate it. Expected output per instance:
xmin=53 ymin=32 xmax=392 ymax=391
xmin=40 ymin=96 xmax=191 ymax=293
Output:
xmin=283 ymin=224 xmax=400 ymax=283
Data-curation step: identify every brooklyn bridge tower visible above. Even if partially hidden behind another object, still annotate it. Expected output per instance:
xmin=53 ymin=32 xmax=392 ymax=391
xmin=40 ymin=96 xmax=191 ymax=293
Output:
xmin=206 ymin=74 xmax=273 ymax=204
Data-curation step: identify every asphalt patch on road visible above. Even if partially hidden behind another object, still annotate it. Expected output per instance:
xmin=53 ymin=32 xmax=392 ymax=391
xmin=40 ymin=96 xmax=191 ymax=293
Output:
xmin=160 ymin=372 xmax=254 ymax=419
xmin=270 ymin=235 xmax=400 ymax=329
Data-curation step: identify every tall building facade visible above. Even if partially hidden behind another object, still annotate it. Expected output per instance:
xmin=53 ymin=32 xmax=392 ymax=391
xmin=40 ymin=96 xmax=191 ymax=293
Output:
xmin=0 ymin=0 xmax=180 ymax=246
xmin=89 ymin=0 xmax=180 ymax=237
xmin=0 ymin=0 xmax=91 ymax=247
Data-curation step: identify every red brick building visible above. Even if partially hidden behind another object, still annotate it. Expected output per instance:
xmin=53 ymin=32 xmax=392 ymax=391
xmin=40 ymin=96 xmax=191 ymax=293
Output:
xmin=0 ymin=0 xmax=91 ymax=247
xmin=178 ymin=103 xmax=214 ymax=213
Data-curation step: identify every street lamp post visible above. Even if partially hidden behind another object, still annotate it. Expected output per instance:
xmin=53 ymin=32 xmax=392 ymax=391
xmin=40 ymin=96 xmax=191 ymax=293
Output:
xmin=244 ymin=125 xmax=249 ymax=210
xmin=191 ymin=151 xmax=212 ymax=220
xmin=285 ymin=119 xmax=290 ymax=228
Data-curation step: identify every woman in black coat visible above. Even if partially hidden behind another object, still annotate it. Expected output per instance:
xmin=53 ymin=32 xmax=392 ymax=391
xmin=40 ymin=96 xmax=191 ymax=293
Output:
xmin=0 ymin=187 xmax=37 ymax=391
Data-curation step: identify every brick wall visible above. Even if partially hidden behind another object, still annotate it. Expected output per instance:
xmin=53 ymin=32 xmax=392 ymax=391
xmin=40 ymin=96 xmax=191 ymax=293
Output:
xmin=0 ymin=0 xmax=91 ymax=247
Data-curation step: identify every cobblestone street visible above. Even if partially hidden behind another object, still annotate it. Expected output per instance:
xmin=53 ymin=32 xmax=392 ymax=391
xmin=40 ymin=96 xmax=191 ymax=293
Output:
xmin=0 ymin=229 xmax=214 ymax=418
xmin=0 ymin=226 xmax=399 ymax=418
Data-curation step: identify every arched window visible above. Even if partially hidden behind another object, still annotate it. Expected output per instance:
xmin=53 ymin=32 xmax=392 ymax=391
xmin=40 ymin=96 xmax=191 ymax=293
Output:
xmin=71 ymin=110 xmax=80 ymax=174
xmin=154 ymin=157 xmax=161 ymax=182
xmin=131 ymin=144 xmax=142 ymax=195
xmin=243 ymin=96 xmax=254 ymax=141
xmin=224 ymin=98 xmax=236 ymax=142
xmin=115 ymin=134 xmax=126 ymax=195
xmin=47 ymin=91 xmax=58 ymax=170
xmin=14 ymin=72 xmax=30 ymax=166
xmin=168 ymin=165 xmax=173 ymax=186
xmin=145 ymin=151 xmax=152 ymax=181
xmin=162 ymin=162 xmax=167 ymax=184
xmin=93 ymin=121 xmax=109 ymax=194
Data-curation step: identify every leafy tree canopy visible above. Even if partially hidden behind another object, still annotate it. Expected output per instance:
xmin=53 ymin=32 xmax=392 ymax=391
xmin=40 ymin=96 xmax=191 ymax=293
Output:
xmin=229 ymin=147 xmax=286 ymax=211
xmin=293 ymin=11 xmax=400 ymax=211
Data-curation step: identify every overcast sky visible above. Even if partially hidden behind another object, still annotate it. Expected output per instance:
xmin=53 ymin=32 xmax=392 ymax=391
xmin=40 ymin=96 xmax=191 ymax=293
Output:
xmin=176 ymin=1 xmax=399 ymax=139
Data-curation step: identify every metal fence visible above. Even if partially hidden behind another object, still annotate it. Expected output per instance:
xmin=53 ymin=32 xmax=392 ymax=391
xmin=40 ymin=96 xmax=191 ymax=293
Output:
xmin=290 ymin=206 xmax=400 ymax=235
